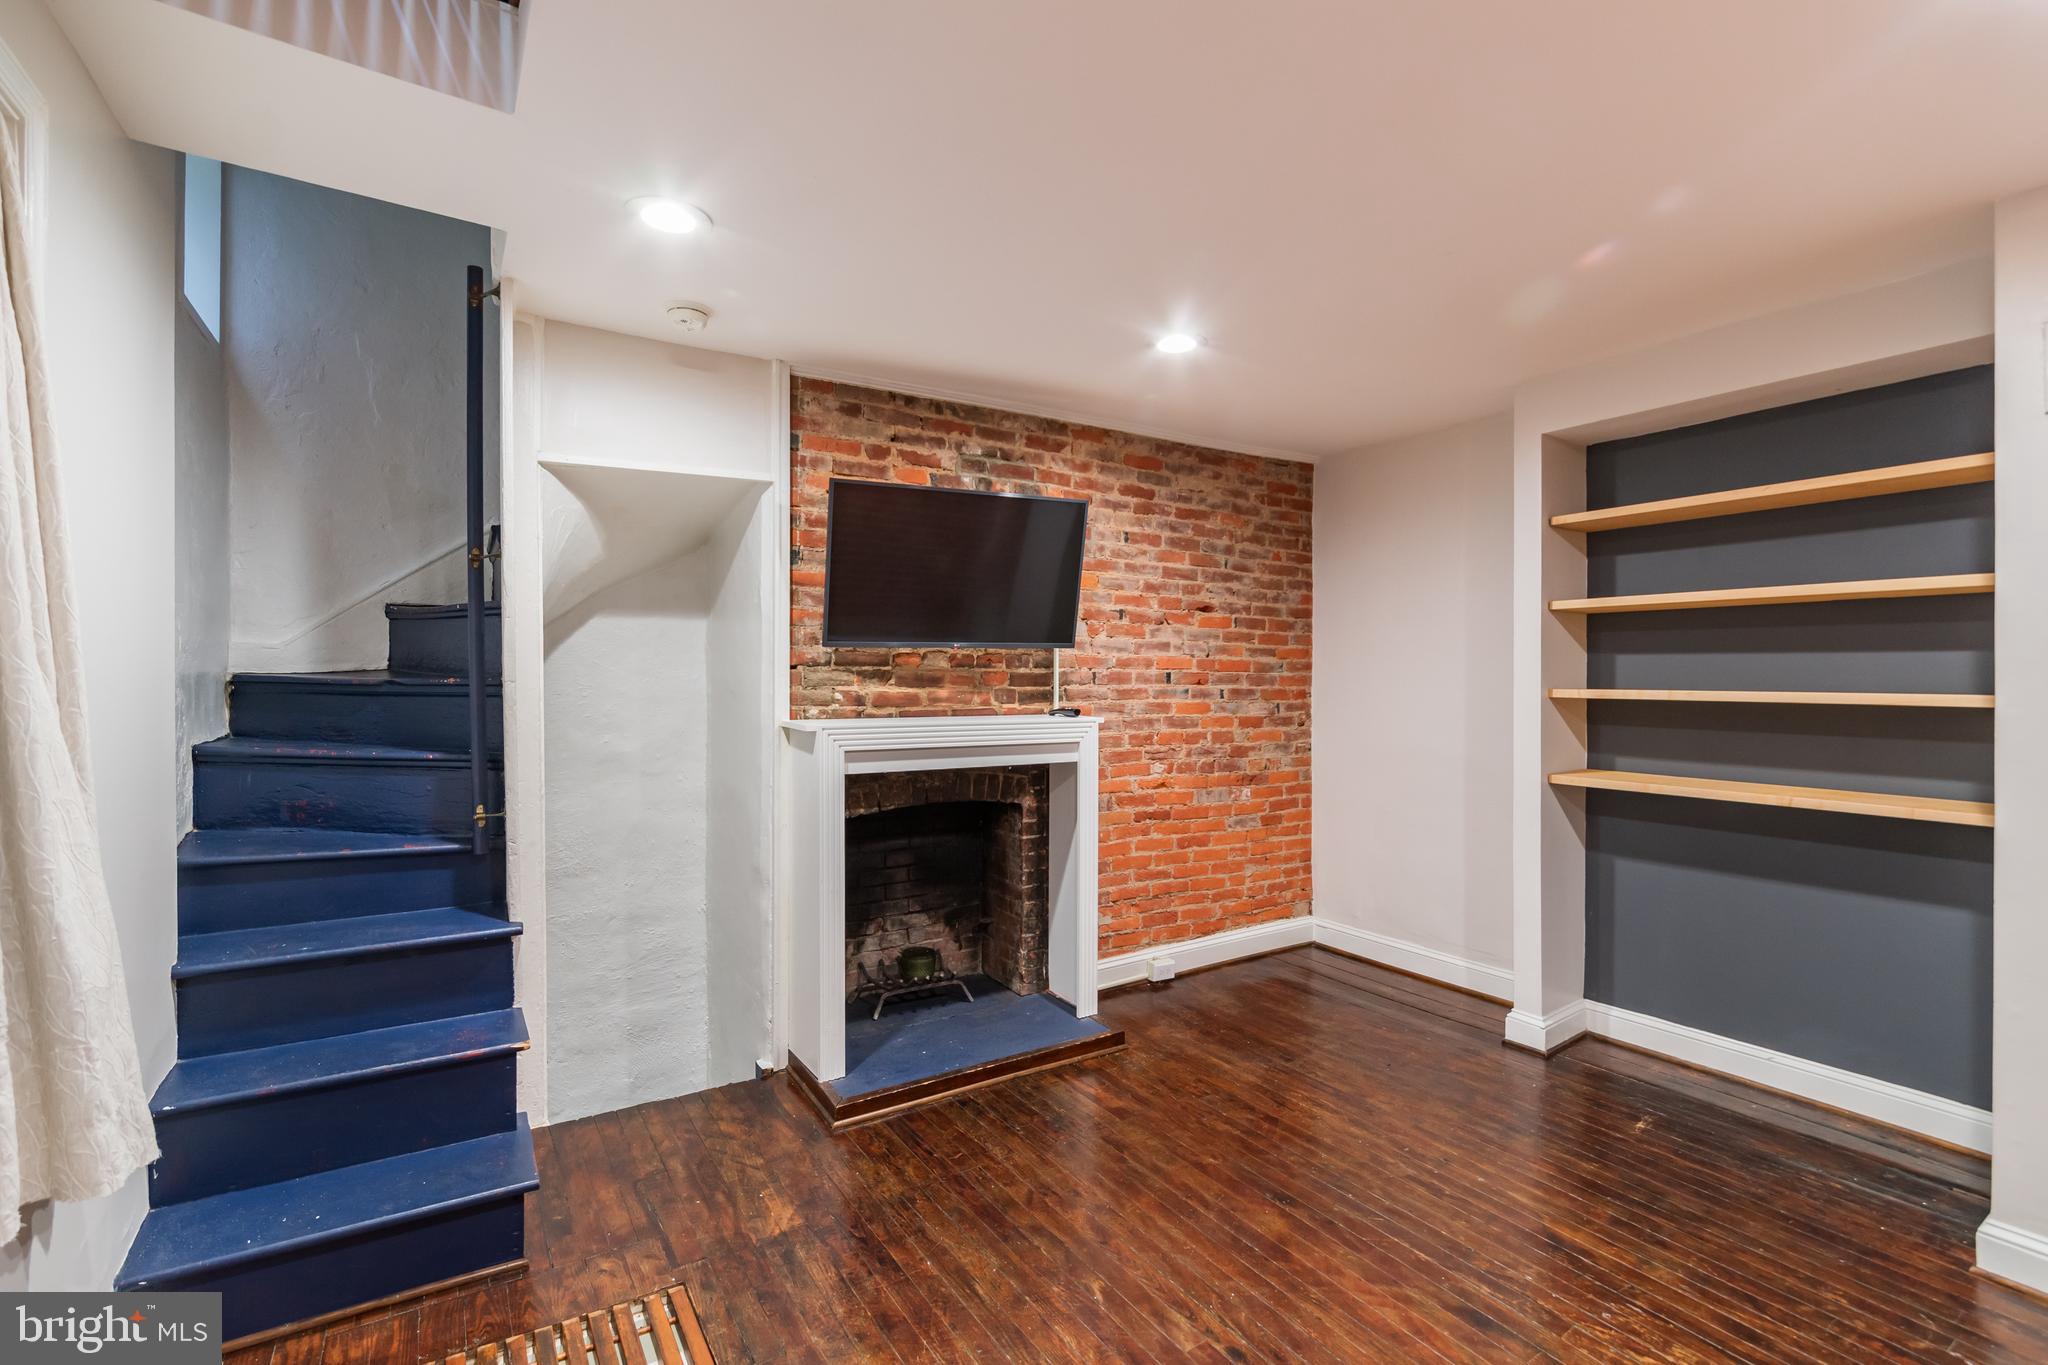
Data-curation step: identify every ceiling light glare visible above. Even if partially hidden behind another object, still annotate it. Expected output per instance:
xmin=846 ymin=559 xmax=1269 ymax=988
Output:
xmin=1155 ymin=332 xmax=1202 ymax=354
xmin=633 ymin=198 xmax=711 ymax=235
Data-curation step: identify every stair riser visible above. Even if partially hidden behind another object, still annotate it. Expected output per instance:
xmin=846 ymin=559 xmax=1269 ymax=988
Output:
xmin=177 ymin=942 xmax=514 ymax=1057
xmin=140 ymin=1195 xmax=527 ymax=1343
xmin=179 ymin=850 xmax=503 ymax=935
xmin=194 ymin=759 xmax=501 ymax=836
xmin=150 ymin=1056 xmax=518 ymax=1207
xmin=231 ymin=685 xmax=503 ymax=751
xmin=389 ymin=612 xmax=501 ymax=679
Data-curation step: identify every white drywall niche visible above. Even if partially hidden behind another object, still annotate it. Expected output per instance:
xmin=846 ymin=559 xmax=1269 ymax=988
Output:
xmin=502 ymin=312 xmax=785 ymax=1125
xmin=537 ymin=456 xmax=769 ymax=623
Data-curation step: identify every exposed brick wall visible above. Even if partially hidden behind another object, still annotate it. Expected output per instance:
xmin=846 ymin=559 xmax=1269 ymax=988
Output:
xmin=792 ymin=379 xmax=1313 ymax=956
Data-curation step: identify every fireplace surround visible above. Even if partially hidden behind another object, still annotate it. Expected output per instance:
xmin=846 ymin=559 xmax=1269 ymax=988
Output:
xmin=780 ymin=714 xmax=1106 ymax=1086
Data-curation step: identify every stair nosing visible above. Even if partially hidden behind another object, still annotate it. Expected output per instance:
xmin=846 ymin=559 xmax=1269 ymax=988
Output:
xmin=193 ymin=738 xmax=500 ymax=768
xmin=152 ymin=1009 xmax=529 ymax=1116
xmin=231 ymin=672 xmax=502 ymax=692
xmin=385 ymin=602 xmax=502 ymax=619
xmin=179 ymin=829 xmax=481 ymax=868
xmin=117 ymin=1116 xmax=536 ymax=1286
xmin=173 ymin=907 xmax=520 ymax=979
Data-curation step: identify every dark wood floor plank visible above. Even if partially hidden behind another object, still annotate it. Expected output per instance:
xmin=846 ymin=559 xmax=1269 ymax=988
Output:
xmin=1122 ymin=965 xmax=1966 ymax=1358
xmin=1187 ymin=965 xmax=1982 ymax=1358
xmin=253 ymin=949 xmax=2048 ymax=1363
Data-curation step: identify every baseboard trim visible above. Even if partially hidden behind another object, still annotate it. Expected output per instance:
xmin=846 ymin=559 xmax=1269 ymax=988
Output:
xmin=1093 ymin=924 xmax=1993 ymax=1152
xmin=1978 ymin=1219 xmax=2048 ymax=1297
xmin=1581 ymin=1000 xmax=1992 ymax=1154
xmin=1096 ymin=917 xmax=1314 ymax=992
xmin=1310 ymin=921 xmax=1515 ymax=1001
xmin=1503 ymin=1001 xmax=1589 ymax=1056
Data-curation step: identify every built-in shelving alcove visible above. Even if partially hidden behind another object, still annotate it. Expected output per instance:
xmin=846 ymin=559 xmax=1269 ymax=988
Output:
xmin=1547 ymin=364 xmax=1995 ymax=1111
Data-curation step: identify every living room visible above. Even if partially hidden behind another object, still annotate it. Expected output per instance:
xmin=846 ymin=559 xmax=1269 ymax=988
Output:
xmin=3 ymin=3 xmax=2048 ymax=1361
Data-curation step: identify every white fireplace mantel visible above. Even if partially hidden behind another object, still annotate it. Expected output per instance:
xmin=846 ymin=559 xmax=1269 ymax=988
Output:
xmin=779 ymin=714 xmax=1103 ymax=1081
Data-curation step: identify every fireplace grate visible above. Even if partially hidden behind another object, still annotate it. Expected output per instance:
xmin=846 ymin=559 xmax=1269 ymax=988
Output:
xmin=852 ymin=960 xmax=977 ymax=1020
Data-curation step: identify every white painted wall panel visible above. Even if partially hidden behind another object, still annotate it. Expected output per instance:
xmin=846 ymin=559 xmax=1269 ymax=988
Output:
xmin=1313 ymin=413 xmax=1515 ymax=978
xmin=223 ymin=167 xmax=495 ymax=672
xmin=0 ymin=0 xmax=176 ymax=1293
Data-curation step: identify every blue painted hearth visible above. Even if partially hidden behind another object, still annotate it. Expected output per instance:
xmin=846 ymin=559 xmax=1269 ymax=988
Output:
xmin=117 ymin=601 xmax=533 ymax=1344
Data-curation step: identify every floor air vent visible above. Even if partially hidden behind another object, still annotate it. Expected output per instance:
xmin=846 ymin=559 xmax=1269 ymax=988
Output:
xmin=440 ymin=1283 xmax=714 ymax=1364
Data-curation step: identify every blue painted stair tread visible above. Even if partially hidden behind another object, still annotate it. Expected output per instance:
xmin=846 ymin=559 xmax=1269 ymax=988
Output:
xmin=386 ymin=601 xmax=500 ymax=679
xmin=118 ymin=1115 xmax=536 ymax=1287
xmin=195 ymin=736 xmax=487 ymax=765
xmin=137 ymin=592 xmax=525 ymax=1339
xmin=192 ymin=737 xmax=502 ymax=836
xmin=153 ymin=1009 xmax=527 ymax=1115
xmin=175 ymin=906 xmax=519 ymax=978
xmin=384 ymin=602 xmax=500 ymax=620
xmin=231 ymin=669 xmax=496 ymax=688
xmin=179 ymin=828 xmax=474 ymax=867
xmin=229 ymin=671 xmax=503 ymax=751
xmin=177 ymin=828 xmax=504 ymax=935
xmin=832 ymin=984 xmax=1113 ymax=1101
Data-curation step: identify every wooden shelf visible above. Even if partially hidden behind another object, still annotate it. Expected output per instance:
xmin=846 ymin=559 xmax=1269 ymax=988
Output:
xmin=1548 ymin=768 xmax=1993 ymax=827
xmin=1549 ymin=573 xmax=1992 ymax=615
xmin=1549 ymin=688 xmax=1993 ymax=709
xmin=1550 ymin=452 xmax=1994 ymax=533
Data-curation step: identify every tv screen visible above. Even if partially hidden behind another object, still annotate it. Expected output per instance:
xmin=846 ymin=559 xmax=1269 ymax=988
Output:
xmin=823 ymin=480 xmax=1089 ymax=647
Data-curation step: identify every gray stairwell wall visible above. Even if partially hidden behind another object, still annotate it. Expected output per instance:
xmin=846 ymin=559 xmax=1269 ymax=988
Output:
xmin=1584 ymin=365 xmax=1994 ymax=1107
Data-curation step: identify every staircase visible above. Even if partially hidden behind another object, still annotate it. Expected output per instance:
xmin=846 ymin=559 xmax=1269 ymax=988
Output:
xmin=117 ymin=601 xmax=532 ymax=1344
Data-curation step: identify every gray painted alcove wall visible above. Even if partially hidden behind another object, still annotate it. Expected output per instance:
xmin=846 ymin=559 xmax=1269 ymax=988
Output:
xmin=1583 ymin=365 xmax=1994 ymax=1107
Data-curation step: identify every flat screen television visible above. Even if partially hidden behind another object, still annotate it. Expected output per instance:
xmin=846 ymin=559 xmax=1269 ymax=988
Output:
xmin=823 ymin=480 xmax=1089 ymax=647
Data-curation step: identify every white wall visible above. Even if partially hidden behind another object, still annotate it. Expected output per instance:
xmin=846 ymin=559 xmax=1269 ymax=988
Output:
xmin=174 ymin=164 xmax=229 ymax=832
xmin=507 ymin=318 xmax=782 ymax=1124
xmin=223 ymin=166 xmax=496 ymax=673
xmin=1978 ymin=187 xmax=2048 ymax=1292
xmin=0 ymin=0 xmax=176 ymax=1292
xmin=703 ymin=495 xmax=775 ymax=1077
xmin=537 ymin=322 xmax=779 ymax=478
xmin=542 ymin=551 xmax=714 ymax=1121
xmin=1313 ymin=414 xmax=1514 ymax=989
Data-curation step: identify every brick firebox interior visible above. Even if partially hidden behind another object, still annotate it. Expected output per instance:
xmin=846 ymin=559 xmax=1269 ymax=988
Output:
xmin=790 ymin=379 xmax=1313 ymax=957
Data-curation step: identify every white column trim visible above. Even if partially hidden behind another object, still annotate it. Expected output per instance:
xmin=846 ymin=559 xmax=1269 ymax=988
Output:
xmin=1979 ymin=1220 xmax=2048 ymax=1294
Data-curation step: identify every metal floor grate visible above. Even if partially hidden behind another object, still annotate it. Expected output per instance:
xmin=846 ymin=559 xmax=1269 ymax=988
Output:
xmin=440 ymin=1282 xmax=714 ymax=1364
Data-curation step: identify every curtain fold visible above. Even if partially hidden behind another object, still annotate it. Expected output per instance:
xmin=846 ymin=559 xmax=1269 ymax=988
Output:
xmin=0 ymin=120 xmax=158 ymax=1244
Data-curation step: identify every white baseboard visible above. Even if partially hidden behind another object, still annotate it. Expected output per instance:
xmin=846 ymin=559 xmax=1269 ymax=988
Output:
xmin=1310 ymin=920 xmax=1515 ymax=999
xmin=1094 ymin=923 xmax=1994 ymax=1154
xmin=1096 ymin=916 xmax=1313 ymax=991
xmin=1978 ymin=1218 xmax=2048 ymax=1295
xmin=1504 ymin=1001 xmax=1589 ymax=1054
xmin=1581 ymin=1000 xmax=1992 ymax=1154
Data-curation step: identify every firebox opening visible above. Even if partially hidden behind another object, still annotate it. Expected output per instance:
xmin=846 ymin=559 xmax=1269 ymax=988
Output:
xmin=843 ymin=766 xmax=1050 ymax=1009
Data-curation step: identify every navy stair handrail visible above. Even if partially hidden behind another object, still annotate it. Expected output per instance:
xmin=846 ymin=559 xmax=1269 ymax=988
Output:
xmin=466 ymin=266 xmax=496 ymax=856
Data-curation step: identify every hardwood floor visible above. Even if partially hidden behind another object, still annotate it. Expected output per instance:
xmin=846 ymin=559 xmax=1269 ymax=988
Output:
xmin=229 ymin=947 xmax=2048 ymax=1362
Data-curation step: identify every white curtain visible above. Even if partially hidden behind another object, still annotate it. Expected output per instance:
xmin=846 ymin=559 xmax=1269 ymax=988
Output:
xmin=0 ymin=118 xmax=157 ymax=1243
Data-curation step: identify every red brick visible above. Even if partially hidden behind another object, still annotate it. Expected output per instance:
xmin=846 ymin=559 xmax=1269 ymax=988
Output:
xmin=790 ymin=381 xmax=1311 ymax=954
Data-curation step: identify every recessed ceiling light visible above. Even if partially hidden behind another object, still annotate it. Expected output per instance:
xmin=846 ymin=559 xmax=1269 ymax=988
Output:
xmin=1155 ymin=332 xmax=1202 ymax=354
xmin=632 ymin=198 xmax=711 ymax=235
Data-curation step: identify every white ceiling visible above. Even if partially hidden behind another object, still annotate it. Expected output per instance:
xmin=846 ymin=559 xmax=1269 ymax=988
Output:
xmin=54 ymin=1 xmax=2048 ymax=459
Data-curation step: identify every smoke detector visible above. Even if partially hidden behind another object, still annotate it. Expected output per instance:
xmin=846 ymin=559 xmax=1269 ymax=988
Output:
xmin=667 ymin=304 xmax=711 ymax=333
